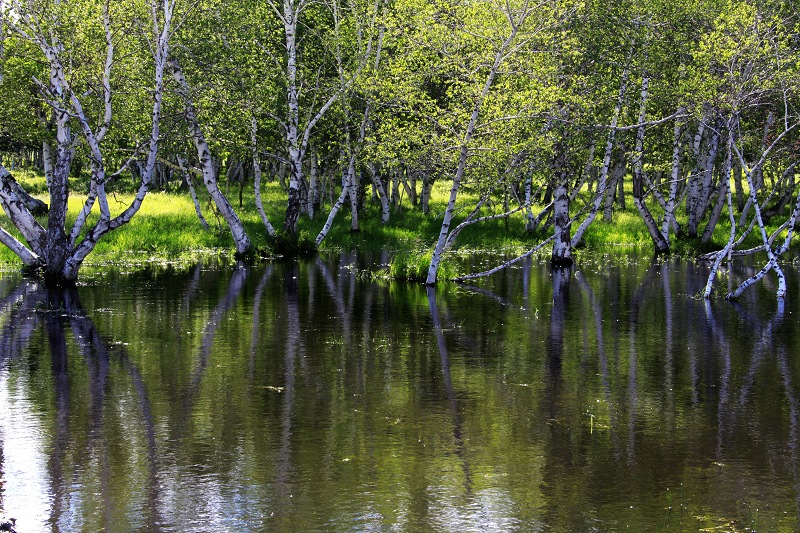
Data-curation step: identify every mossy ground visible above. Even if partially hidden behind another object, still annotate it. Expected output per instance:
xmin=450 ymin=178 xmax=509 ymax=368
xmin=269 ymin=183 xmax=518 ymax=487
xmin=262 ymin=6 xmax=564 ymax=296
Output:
xmin=0 ymin=169 xmax=788 ymax=278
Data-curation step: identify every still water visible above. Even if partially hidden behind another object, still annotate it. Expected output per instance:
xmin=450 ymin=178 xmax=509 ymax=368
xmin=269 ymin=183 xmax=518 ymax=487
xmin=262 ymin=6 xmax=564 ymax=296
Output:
xmin=0 ymin=253 xmax=798 ymax=532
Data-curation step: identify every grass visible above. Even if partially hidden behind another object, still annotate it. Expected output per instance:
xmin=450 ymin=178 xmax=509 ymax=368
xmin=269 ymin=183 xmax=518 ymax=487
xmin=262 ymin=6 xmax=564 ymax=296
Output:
xmin=0 ymin=168 xmax=792 ymax=277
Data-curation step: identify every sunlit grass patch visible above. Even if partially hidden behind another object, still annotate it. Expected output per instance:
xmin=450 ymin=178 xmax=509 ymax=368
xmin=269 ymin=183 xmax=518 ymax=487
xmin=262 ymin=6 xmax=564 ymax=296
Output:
xmin=580 ymin=210 xmax=653 ymax=249
xmin=0 ymin=169 xmax=793 ymax=276
xmin=84 ymin=192 xmax=232 ymax=263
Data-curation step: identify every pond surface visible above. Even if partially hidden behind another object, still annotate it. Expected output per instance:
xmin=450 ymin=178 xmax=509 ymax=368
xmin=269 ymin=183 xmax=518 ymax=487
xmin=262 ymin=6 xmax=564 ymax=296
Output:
xmin=0 ymin=253 xmax=799 ymax=532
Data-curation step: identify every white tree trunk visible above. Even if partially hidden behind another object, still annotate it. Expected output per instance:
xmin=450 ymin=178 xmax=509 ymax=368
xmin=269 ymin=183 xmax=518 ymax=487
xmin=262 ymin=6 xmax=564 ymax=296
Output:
xmin=0 ymin=167 xmax=46 ymax=255
xmin=315 ymin=176 xmax=350 ymax=246
xmin=630 ymin=76 xmax=669 ymax=254
xmin=550 ymin=176 xmax=572 ymax=265
xmin=524 ymin=174 xmax=535 ymax=230
xmin=308 ymin=153 xmax=319 ymax=218
xmin=701 ymin=128 xmax=733 ymax=244
xmin=274 ymin=0 xmax=374 ymax=235
xmin=370 ymin=165 xmax=390 ymax=223
xmin=684 ymin=110 xmax=708 ymax=236
xmin=662 ymin=109 xmax=685 ymax=241
xmin=171 ymin=59 xmax=253 ymax=256
xmin=724 ymin=120 xmax=798 ymax=300
xmin=177 ymin=156 xmax=210 ymax=231
xmin=703 ymin=130 xmax=737 ymax=299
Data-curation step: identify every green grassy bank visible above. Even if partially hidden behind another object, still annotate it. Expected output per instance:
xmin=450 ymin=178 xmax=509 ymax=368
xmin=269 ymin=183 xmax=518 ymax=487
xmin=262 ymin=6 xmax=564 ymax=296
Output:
xmin=0 ymin=170 xmax=785 ymax=278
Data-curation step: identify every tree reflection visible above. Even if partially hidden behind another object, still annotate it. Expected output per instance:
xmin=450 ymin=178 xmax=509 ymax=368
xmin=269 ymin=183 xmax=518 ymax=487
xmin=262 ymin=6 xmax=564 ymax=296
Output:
xmin=0 ymin=256 xmax=798 ymax=531
xmin=777 ymin=341 xmax=800 ymax=528
xmin=274 ymin=262 xmax=300 ymax=525
xmin=427 ymin=286 xmax=472 ymax=495
xmin=0 ymin=279 xmax=162 ymax=532
xmin=541 ymin=266 xmax=572 ymax=526
xmin=575 ymin=270 xmax=621 ymax=455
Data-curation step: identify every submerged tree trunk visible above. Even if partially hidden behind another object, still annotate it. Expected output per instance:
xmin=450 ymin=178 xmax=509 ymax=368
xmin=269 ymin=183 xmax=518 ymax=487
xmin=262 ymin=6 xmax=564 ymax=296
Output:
xmin=550 ymin=142 xmax=572 ymax=267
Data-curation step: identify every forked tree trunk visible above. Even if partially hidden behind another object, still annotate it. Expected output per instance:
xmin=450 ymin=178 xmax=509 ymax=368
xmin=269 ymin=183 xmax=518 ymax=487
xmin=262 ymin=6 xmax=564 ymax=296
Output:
xmin=0 ymin=0 xmax=174 ymax=284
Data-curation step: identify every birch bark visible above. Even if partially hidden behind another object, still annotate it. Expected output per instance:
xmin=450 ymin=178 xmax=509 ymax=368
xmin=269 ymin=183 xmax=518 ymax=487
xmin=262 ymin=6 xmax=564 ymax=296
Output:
xmin=550 ymin=165 xmax=572 ymax=265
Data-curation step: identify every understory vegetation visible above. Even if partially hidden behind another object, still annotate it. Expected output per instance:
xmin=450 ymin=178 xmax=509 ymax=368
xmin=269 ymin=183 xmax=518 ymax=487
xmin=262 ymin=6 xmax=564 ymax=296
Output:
xmin=0 ymin=168 xmax=783 ymax=284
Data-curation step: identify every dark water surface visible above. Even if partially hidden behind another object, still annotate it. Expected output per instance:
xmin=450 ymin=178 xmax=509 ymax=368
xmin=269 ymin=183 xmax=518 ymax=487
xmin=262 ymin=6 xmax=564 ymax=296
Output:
xmin=1 ymin=253 xmax=799 ymax=532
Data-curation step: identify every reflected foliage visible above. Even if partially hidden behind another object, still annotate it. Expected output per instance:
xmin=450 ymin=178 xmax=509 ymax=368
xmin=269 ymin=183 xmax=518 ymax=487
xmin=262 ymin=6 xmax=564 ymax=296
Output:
xmin=0 ymin=255 xmax=798 ymax=531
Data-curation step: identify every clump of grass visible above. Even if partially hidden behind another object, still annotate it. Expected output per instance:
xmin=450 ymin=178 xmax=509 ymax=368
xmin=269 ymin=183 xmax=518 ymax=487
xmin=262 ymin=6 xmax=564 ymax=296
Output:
xmin=388 ymin=250 xmax=430 ymax=281
xmin=388 ymin=250 xmax=461 ymax=282
xmin=579 ymin=211 xmax=653 ymax=249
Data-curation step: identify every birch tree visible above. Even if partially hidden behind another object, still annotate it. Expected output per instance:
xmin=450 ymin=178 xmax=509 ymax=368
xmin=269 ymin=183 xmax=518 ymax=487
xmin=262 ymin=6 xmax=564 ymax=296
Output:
xmin=266 ymin=0 xmax=378 ymax=237
xmin=315 ymin=0 xmax=386 ymax=245
xmin=169 ymin=57 xmax=254 ymax=256
xmin=417 ymin=0 xmax=562 ymax=285
xmin=698 ymin=2 xmax=800 ymax=300
xmin=0 ymin=0 xmax=174 ymax=284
